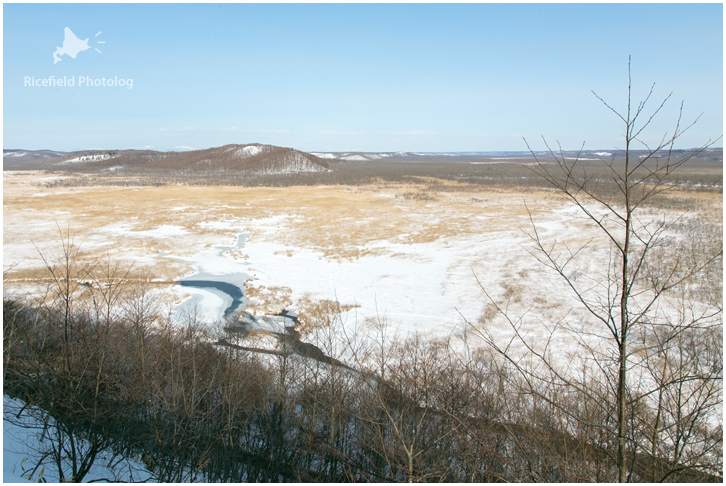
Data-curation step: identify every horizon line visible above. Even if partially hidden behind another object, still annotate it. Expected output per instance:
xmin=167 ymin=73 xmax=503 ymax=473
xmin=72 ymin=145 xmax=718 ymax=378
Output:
xmin=4 ymin=145 xmax=723 ymax=154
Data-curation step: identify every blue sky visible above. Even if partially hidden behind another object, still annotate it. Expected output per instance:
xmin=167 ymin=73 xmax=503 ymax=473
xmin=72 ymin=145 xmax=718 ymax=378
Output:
xmin=3 ymin=3 xmax=723 ymax=152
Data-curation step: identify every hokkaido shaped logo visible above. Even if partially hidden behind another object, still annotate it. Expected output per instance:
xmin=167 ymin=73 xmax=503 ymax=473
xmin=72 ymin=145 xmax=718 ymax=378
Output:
xmin=25 ymin=27 xmax=132 ymax=88
xmin=53 ymin=27 xmax=104 ymax=64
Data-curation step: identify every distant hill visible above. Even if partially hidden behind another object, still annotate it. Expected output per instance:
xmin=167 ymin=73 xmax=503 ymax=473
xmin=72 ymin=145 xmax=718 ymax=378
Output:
xmin=4 ymin=145 xmax=721 ymax=173
xmin=3 ymin=144 xmax=331 ymax=174
xmin=311 ymin=147 xmax=724 ymax=163
xmin=3 ymin=149 xmax=70 ymax=166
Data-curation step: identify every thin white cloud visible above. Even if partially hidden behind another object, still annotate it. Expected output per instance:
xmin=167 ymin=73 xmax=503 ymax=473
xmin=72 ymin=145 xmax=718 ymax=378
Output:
xmin=175 ymin=145 xmax=197 ymax=151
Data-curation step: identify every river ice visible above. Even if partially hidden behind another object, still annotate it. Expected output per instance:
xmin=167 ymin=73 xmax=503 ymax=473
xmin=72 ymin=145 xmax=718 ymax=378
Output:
xmin=168 ymin=230 xmax=252 ymax=325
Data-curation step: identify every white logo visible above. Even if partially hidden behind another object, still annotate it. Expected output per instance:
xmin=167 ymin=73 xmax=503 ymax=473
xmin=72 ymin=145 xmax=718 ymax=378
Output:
xmin=24 ymin=28 xmax=131 ymax=88
xmin=53 ymin=27 xmax=104 ymax=64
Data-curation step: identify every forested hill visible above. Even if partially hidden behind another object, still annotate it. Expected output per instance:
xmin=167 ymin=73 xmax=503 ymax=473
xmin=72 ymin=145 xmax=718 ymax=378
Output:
xmin=2 ymin=144 xmax=331 ymax=174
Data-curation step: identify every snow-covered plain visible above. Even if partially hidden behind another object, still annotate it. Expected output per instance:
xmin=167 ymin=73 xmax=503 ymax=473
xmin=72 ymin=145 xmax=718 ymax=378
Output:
xmin=238 ymin=215 xmax=524 ymax=335
xmin=5 ymin=173 xmax=718 ymax=351
xmin=157 ymin=201 xmax=610 ymax=352
xmin=3 ymin=175 xmax=594 ymax=340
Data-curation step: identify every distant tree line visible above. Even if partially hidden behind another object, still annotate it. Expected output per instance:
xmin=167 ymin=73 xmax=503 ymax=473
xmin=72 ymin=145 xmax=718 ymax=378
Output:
xmin=27 ymin=141 xmax=722 ymax=196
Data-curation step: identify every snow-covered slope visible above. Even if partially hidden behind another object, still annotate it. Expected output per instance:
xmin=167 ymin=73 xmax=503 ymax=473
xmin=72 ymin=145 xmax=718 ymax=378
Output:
xmin=236 ymin=145 xmax=264 ymax=158
xmin=61 ymin=153 xmax=118 ymax=164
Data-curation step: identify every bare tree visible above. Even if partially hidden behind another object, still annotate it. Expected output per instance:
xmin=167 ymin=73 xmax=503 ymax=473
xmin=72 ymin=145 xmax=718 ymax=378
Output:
xmin=4 ymin=230 xmax=136 ymax=482
xmin=473 ymin=58 xmax=722 ymax=481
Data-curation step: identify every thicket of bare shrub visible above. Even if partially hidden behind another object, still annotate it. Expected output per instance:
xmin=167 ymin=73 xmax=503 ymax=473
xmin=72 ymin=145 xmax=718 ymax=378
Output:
xmin=3 ymin=228 xmax=721 ymax=481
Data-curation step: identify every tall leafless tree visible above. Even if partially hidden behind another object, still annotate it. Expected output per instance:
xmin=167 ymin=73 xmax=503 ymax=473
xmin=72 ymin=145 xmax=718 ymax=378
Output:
xmin=473 ymin=58 xmax=722 ymax=481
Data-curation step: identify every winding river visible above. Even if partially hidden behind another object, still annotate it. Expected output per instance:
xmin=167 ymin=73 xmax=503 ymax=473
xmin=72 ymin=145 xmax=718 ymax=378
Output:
xmin=170 ymin=229 xmax=252 ymax=323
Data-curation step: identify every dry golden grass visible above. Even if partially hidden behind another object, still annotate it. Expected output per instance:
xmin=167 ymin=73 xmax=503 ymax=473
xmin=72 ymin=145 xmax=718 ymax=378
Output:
xmin=4 ymin=171 xmax=721 ymax=292
xmin=243 ymin=284 xmax=294 ymax=315
xmin=295 ymin=296 xmax=359 ymax=335
xmin=0 ymin=173 xmax=532 ymax=276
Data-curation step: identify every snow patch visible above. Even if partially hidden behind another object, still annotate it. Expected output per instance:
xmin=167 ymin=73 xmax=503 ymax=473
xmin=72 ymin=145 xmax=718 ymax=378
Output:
xmin=237 ymin=145 xmax=264 ymax=157
xmin=136 ymin=225 xmax=188 ymax=237
xmin=62 ymin=153 xmax=117 ymax=164
xmin=101 ymin=223 xmax=188 ymax=238
xmin=310 ymin=152 xmax=338 ymax=159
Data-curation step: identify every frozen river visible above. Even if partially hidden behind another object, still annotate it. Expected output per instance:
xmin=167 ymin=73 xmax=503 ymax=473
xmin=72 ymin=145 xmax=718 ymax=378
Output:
xmin=170 ymin=230 xmax=252 ymax=324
